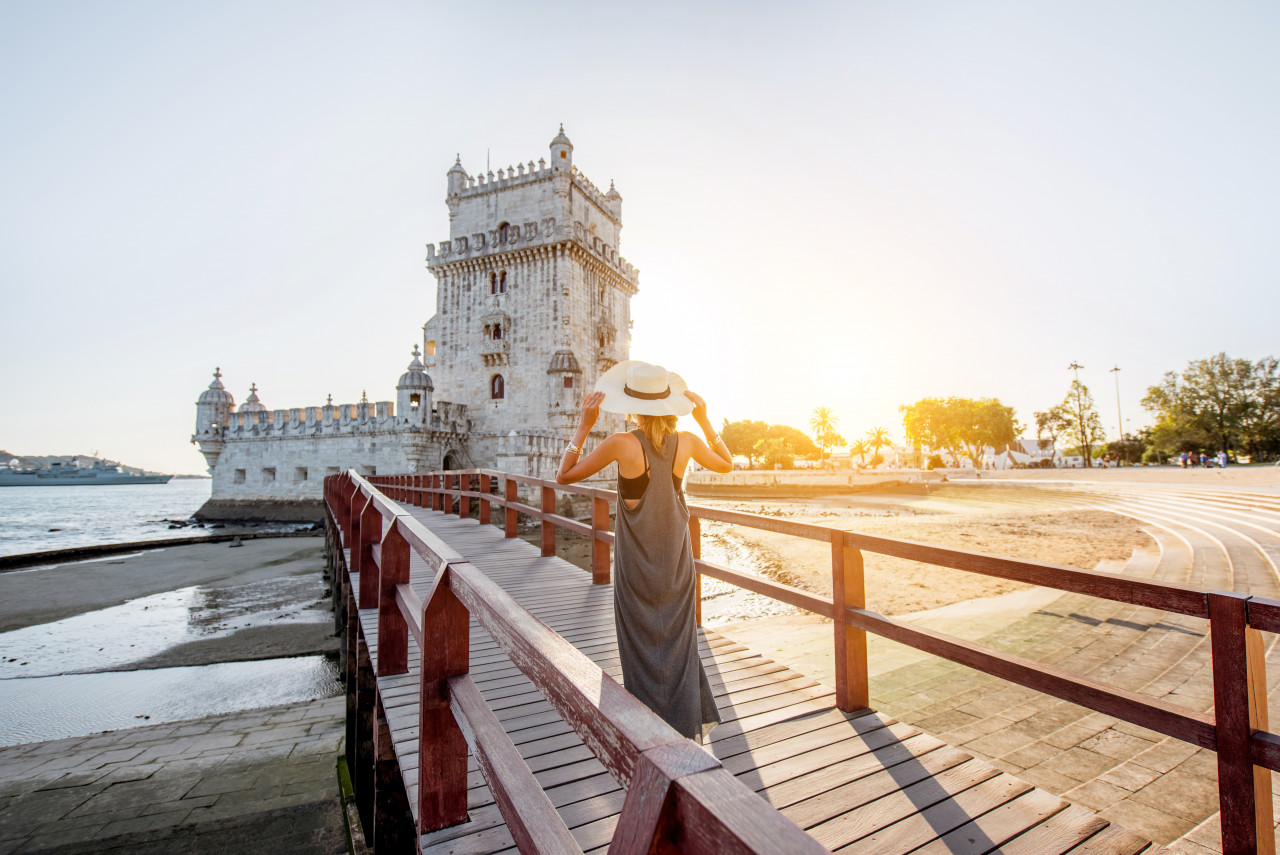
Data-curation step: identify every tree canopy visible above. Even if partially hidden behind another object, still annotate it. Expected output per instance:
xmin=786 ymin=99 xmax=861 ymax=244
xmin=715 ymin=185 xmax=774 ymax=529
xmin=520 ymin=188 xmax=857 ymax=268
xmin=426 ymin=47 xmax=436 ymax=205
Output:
xmin=1142 ymin=352 xmax=1280 ymax=458
xmin=899 ymin=397 xmax=1018 ymax=467
xmin=720 ymin=419 xmax=821 ymax=468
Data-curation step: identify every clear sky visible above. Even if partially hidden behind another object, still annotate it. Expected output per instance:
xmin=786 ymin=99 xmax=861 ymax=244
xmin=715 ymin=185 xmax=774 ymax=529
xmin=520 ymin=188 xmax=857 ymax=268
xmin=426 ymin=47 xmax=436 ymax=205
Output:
xmin=2 ymin=1 xmax=1277 ymax=473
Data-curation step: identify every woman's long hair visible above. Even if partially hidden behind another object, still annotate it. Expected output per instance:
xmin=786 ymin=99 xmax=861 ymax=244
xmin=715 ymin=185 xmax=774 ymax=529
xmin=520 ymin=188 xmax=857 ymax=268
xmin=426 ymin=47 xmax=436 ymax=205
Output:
xmin=631 ymin=413 xmax=678 ymax=452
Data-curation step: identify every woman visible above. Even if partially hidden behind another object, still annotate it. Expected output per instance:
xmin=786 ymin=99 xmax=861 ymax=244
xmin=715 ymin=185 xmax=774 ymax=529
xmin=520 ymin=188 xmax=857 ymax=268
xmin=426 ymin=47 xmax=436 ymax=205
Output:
xmin=556 ymin=360 xmax=734 ymax=741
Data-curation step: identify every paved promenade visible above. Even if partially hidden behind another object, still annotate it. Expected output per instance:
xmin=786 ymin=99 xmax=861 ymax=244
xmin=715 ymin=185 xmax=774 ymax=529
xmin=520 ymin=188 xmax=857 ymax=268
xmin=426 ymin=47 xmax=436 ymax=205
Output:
xmin=0 ymin=697 xmax=346 ymax=854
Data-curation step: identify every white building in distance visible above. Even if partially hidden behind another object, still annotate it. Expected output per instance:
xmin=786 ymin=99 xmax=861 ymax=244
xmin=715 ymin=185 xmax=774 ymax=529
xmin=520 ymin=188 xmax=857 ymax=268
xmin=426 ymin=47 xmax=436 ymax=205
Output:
xmin=192 ymin=128 xmax=637 ymax=520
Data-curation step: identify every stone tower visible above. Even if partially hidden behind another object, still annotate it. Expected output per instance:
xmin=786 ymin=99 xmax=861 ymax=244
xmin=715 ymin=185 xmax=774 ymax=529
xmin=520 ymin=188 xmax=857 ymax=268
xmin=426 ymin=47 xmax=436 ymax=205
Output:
xmin=423 ymin=127 xmax=639 ymax=478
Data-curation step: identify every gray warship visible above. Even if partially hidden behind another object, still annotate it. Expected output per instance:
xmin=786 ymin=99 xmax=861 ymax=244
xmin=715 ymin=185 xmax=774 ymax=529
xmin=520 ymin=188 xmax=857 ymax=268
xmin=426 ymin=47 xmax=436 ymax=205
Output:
xmin=0 ymin=459 xmax=172 ymax=486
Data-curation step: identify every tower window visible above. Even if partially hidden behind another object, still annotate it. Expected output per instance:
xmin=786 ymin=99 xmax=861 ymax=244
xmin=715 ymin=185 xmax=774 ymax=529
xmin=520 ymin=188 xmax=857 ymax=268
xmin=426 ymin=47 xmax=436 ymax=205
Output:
xmin=564 ymin=376 xmax=573 ymax=388
xmin=498 ymin=270 xmax=507 ymax=293
xmin=560 ymin=151 xmax=567 ymax=159
xmin=491 ymin=374 xmax=505 ymax=399
xmin=489 ymin=272 xmax=497 ymax=294
xmin=492 ymin=323 xmax=503 ymax=341
xmin=409 ymin=393 xmax=421 ymax=408
xmin=498 ymin=222 xmax=509 ymax=243
xmin=262 ymin=467 xmax=276 ymax=483
xmin=234 ymin=468 xmax=246 ymax=484
xmin=425 ymin=340 xmax=436 ymax=355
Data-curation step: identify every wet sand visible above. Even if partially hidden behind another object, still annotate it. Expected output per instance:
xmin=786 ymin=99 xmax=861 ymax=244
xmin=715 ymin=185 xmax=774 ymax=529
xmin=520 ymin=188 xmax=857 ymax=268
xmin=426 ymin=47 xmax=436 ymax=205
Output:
xmin=0 ymin=537 xmax=336 ymax=668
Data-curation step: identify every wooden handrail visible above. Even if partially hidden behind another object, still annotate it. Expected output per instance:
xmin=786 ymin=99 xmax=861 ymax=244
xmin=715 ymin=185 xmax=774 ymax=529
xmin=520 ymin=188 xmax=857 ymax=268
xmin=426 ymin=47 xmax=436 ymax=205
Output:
xmin=344 ymin=468 xmax=1280 ymax=854
xmin=340 ymin=470 xmax=828 ymax=853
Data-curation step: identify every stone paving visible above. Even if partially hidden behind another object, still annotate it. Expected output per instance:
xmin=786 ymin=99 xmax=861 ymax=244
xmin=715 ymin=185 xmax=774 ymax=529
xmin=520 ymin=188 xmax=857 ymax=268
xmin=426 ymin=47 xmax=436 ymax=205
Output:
xmin=0 ymin=697 xmax=347 ymax=854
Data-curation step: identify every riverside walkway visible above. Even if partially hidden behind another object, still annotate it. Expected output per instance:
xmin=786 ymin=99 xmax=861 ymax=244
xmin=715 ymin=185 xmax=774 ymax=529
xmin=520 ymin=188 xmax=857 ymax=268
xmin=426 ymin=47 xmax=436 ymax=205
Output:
xmin=333 ymin=472 xmax=1159 ymax=854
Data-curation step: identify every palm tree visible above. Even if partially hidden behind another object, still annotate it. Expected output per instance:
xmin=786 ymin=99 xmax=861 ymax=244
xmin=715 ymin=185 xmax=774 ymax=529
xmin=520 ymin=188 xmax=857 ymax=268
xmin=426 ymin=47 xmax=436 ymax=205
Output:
xmin=810 ymin=407 xmax=839 ymax=464
xmin=850 ymin=439 xmax=870 ymax=466
xmin=865 ymin=426 xmax=893 ymax=467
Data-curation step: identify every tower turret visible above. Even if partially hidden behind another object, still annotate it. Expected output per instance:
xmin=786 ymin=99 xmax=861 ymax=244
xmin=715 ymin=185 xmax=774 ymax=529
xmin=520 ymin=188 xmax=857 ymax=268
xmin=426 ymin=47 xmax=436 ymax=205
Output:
xmin=550 ymin=124 xmax=573 ymax=172
xmin=192 ymin=368 xmax=235 ymax=473
xmin=396 ymin=345 xmax=434 ymax=426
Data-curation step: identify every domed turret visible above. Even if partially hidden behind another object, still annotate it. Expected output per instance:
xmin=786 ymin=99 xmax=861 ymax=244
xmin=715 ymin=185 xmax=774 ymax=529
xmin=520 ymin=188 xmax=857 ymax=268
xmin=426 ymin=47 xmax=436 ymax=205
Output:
xmin=547 ymin=344 xmax=583 ymax=427
xmin=547 ymin=348 xmax=582 ymax=375
xmin=238 ymin=383 xmax=266 ymax=414
xmin=550 ymin=124 xmax=573 ymax=172
xmin=398 ymin=345 xmax=434 ymax=391
xmin=605 ymin=179 xmax=622 ymax=219
xmin=192 ymin=368 xmax=234 ymax=473
xmin=397 ymin=345 xmax=433 ymax=426
xmin=446 ymin=154 xmax=468 ymax=196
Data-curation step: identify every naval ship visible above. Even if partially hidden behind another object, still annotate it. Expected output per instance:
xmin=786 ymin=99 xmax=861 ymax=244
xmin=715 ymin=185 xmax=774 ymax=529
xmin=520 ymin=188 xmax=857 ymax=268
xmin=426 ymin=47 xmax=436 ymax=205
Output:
xmin=0 ymin=459 xmax=172 ymax=486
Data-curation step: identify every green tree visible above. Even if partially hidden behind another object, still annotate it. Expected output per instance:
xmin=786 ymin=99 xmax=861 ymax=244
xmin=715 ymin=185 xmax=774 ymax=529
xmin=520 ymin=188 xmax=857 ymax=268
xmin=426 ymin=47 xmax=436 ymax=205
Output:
xmin=763 ymin=424 xmax=821 ymax=460
xmin=900 ymin=397 xmax=1018 ymax=468
xmin=755 ymin=437 xmax=794 ymax=469
xmin=1033 ymin=406 xmax=1072 ymax=455
xmin=850 ymin=439 xmax=870 ymax=465
xmin=1142 ymin=352 xmax=1258 ymax=457
xmin=809 ymin=406 xmax=840 ymax=463
xmin=865 ymin=426 xmax=893 ymax=467
xmin=721 ymin=419 xmax=769 ymax=468
xmin=1059 ymin=380 xmax=1106 ymax=467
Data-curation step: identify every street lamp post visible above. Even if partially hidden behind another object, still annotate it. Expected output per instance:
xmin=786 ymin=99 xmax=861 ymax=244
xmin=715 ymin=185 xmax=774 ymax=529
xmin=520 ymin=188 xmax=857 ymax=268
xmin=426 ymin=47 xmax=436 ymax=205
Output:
xmin=1110 ymin=365 xmax=1123 ymax=442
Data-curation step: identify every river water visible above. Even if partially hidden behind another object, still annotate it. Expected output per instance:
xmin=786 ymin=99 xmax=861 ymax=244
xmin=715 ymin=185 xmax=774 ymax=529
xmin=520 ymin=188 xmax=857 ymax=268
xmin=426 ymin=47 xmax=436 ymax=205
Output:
xmin=0 ymin=479 xmax=214 ymax=558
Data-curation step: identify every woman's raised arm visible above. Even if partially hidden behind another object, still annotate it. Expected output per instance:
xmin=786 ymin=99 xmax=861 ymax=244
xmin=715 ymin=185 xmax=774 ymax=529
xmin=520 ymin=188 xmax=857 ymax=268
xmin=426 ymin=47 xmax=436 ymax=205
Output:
xmin=685 ymin=391 xmax=734 ymax=473
xmin=557 ymin=391 xmax=623 ymax=484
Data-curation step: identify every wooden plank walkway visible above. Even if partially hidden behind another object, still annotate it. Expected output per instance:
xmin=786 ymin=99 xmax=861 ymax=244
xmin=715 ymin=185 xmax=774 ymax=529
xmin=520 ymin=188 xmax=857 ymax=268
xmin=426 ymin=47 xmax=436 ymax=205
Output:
xmin=351 ymin=506 xmax=1156 ymax=854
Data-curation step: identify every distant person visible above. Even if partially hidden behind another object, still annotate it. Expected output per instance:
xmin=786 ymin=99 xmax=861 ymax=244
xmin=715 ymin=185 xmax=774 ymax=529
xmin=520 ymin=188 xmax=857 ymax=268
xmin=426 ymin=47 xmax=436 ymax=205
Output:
xmin=1219 ymin=451 xmax=1228 ymax=468
xmin=556 ymin=360 xmax=733 ymax=742
xmin=1200 ymin=452 xmax=1208 ymax=468
xmin=1180 ymin=451 xmax=1189 ymax=469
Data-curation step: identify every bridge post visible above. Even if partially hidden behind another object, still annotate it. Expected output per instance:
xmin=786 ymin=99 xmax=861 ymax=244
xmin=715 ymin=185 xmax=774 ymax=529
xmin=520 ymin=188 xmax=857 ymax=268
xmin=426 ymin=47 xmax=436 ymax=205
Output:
xmin=592 ymin=495 xmax=611 ymax=585
xmin=418 ymin=566 xmax=471 ymax=833
xmin=832 ymin=531 xmax=869 ymax=712
xmin=1209 ymin=591 xmax=1275 ymax=855
xmin=504 ymin=477 xmax=518 ymax=537
xmin=479 ymin=474 xmax=491 ymax=525
xmin=689 ymin=516 xmax=702 ymax=626
xmin=354 ymin=630 xmax=377 ymax=836
xmin=541 ymin=486 xmax=556 ymax=557
xmin=431 ymin=474 xmax=442 ymax=512
xmin=460 ymin=474 xmax=470 ymax=520
xmin=374 ymin=697 xmax=414 ymax=850
xmin=378 ymin=521 xmax=411 ymax=676
xmin=345 ymin=477 xmax=361 ymax=544
xmin=357 ymin=498 xmax=382 ymax=608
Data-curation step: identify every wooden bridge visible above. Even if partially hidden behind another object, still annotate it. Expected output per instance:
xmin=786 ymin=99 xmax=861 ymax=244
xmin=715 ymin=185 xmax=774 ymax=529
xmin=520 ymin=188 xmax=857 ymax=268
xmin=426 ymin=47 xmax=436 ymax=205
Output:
xmin=323 ymin=469 xmax=1280 ymax=854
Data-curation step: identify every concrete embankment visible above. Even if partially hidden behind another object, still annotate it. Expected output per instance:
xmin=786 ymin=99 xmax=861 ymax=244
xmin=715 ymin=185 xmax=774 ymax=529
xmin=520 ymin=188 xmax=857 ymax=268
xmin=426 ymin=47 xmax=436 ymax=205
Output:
xmin=0 ymin=697 xmax=348 ymax=854
xmin=194 ymin=499 xmax=324 ymax=524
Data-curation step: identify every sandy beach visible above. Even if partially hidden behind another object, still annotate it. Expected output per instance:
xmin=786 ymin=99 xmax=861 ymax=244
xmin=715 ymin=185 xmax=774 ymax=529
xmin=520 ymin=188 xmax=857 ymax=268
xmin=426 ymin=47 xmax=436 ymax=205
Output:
xmin=0 ymin=536 xmax=336 ymax=669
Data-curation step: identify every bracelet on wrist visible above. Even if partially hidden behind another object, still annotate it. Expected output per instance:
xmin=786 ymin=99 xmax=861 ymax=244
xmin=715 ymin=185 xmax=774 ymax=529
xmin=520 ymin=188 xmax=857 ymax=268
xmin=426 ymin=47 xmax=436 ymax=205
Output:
xmin=706 ymin=433 xmax=721 ymax=446
xmin=565 ymin=442 xmax=582 ymax=455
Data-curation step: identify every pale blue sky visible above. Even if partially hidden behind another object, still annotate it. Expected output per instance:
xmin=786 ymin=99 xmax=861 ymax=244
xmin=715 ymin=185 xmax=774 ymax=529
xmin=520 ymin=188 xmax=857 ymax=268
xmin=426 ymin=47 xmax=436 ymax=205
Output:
xmin=2 ymin=1 xmax=1277 ymax=473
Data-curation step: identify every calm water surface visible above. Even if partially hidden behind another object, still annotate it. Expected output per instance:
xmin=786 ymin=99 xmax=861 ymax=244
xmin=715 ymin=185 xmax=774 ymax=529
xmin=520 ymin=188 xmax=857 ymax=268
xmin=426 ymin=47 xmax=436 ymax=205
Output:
xmin=0 ymin=657 xmax=342 ymax=747
xmin=0 ymin=479 xmax=214 ymax=558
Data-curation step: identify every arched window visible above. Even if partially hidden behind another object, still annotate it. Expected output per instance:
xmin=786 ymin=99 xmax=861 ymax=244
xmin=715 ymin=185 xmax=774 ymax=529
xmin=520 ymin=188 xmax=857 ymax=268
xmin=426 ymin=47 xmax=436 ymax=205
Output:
xmin=498 ymin=270 xmax=507 ymax=293
xmin=493 ymin=323 xmax=503 ymax=341
xmin=489 ymin=272 xmax=497 ymax=294
xmin=498 ymin=222 xmax=509 ymax=244
xmin=490 ymin=375 xmax=505 ymax=399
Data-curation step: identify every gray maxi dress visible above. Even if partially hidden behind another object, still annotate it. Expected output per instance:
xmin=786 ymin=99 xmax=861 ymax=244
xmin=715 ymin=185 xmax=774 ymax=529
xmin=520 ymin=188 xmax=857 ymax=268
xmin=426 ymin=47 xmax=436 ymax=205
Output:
xmin=613 ymin=430 xmax=721 ymax=741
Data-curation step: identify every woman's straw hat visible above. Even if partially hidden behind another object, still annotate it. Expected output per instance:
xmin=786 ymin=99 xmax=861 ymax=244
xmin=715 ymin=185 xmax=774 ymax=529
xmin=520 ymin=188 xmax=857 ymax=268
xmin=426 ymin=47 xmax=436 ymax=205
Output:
xmin=596 ymin=360 xmax=693 ymax=417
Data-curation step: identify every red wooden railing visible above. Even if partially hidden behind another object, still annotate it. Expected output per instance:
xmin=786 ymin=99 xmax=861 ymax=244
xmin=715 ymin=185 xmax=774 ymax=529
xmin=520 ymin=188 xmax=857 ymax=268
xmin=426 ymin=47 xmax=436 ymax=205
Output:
xmin=326 ymin=469 xmax=828 ymax=854
xmin=335 ymin=468 xmax=1278 ymax=855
